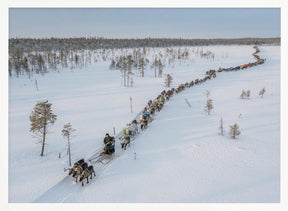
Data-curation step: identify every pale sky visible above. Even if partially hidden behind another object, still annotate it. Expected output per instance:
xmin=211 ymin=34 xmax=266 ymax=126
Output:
xmin=9 ymin=8 xmax=280 ymax=39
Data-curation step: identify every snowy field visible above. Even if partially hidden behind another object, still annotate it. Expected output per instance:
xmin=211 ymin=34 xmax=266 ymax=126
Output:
xmin=8 ymin=45 xmax=280 ymax=203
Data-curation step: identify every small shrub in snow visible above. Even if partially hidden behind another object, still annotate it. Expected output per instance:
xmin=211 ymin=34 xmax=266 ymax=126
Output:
xmin=165 ymin=74 xmax=173 ymax=87
xmin=204 ymin=98 xmax=213 ymax=115
xmin=240 ymin=89 xmax=250 ymax=99
xmin=240 ymin=90 xmax=246 ymax=99
xmin=259 ymin=87 xmax=266 ymax=98
xmin=219 ymin=117 xmax=224 ymax=135
xmin=246 ymin=89 xmax=251 ymax=99
xmin=229 ymin=123 xmax=241 ymax=139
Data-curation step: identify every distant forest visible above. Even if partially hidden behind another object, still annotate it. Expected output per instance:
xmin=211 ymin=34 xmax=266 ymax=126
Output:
xmin=8 ymin=37 xmax=280 ymax=78
xmin=10 ymin=37 xmax=280 ymax=52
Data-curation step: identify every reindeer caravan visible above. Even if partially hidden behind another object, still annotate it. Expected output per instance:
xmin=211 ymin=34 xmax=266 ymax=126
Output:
xmin=67 ymin=46 xmax=265 ymax=186
xmin=218 ymin=46 xmax=265 ymax=72
xmin=65 ymin=158 xmax=96 ymax=186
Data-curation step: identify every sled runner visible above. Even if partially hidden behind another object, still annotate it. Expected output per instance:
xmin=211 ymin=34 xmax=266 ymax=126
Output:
xmin=89 ymin=152 xmax=114 ymax=165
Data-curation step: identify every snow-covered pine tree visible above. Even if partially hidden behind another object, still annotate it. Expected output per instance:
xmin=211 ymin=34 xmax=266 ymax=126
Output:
xmin=259 ymin=87 xmax=266 ymax=98
xmin=30 ymin=100 xmax=57 ymax=156
xmin=62 ymin=123 xmax=75 ymax=167
xmin=229 ymin=123 xmax=241 ymax=139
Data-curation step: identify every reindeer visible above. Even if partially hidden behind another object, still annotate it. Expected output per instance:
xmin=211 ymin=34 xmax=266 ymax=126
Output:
xmin=140 ymin=115 xmax=148 ymax=130
xmin=72 ymin=162 xmax=88 ymax=182
xmin=147 ymin=100 xmax=152 ymax=108
xmin=156 ymin=101 xmax=164 ymax=112
xmin=124 ymin=120 xmax=138 ymax=137
xmin=67 ymin=158 xmax=84 ymax=176
xmin=121 ymin=135 xmax=130 ymax=150
xmin=79 ymin=165 xmax=96 ymax=186
xmin=149 ymin=107 xmax=156 ymax=116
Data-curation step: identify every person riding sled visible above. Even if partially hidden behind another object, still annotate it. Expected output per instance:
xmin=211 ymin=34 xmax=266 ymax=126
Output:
xmin=103 ymin=133 xmax=115 ymax=155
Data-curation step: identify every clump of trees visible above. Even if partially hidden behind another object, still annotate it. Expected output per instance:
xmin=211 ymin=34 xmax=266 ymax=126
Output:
xmin=240 ymin=88 xmax=267 ymax=100
xmin=240 ymin=89 xmax=250 ymax=99
xmin=30 ymin=100 xmax=57 ymax=156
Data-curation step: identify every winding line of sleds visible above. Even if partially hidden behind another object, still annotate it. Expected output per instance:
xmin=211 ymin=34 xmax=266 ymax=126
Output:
xmin=218 ymin=46 xmax=265 ymax=72
xmin=67 ymin=46 xmax=265 ymax=186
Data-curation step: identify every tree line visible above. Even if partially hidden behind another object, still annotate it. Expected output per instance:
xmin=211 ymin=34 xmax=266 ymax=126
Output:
xmin=9 ymin=37 xmax=280 ymax=53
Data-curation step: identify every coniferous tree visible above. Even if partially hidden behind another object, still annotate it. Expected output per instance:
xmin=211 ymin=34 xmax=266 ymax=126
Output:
xmin=62 ymin=123 xmax=75 ymax=167
xmin=30 ymin=100 xmax=57 ymax=156
xmin=164 ymin=74 xmax=173 ymax=87
xmin=229 ymin=123 xmax=241 ymax=139
xmin=205 ymin=98 xmax=213 ymax=115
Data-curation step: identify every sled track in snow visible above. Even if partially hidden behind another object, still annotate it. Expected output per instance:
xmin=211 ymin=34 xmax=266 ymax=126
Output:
xmin=34 ymin=46 xmax=265 ymax=202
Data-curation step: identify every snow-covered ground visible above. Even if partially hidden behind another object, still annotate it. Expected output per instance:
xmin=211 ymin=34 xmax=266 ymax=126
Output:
xmin=8 ymin=45 xmax=280 ymax=203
